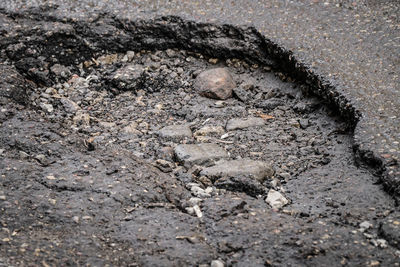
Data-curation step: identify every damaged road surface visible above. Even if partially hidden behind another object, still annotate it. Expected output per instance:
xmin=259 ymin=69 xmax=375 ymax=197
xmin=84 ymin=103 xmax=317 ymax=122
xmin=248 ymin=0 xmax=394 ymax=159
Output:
xmin=0 ymin=7 xmax=399 ymax=267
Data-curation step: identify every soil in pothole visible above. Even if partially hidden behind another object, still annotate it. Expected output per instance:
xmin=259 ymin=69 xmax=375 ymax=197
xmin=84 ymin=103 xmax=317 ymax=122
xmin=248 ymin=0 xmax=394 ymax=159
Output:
xmin=1 ymin=48 xmax=399 ymax=266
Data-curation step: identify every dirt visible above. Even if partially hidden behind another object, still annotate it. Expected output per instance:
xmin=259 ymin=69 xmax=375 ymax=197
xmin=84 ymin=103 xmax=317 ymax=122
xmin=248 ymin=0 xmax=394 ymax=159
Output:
xmin=0 ymin=8 xmax=399 ymax=267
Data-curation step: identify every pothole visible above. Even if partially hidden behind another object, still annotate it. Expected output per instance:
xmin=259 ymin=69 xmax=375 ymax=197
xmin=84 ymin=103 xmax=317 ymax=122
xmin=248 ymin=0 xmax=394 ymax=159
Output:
xmin=0 ymin=11 xmax=399 ymax=266
xmin=29 ymin=48 xmax=347 ymax=203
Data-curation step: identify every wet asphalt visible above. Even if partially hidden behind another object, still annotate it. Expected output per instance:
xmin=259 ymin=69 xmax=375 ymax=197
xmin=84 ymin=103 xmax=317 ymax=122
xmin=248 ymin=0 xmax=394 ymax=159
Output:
xmin=1 ymin=0 xmax=398 ymax=196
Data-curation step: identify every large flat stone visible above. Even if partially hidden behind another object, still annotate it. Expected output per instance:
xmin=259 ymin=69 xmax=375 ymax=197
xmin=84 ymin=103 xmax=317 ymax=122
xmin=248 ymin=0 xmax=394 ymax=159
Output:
xmin=226 ymin=117 xmax=265 ymax=131
xmin=200 ymin=159 xmax=274 ymax=183
xmin=194 ymin=125 xmax=225 ymax=136
xmin=158 ymin=124 xmax=192 ymax=141
xmin=174 ymin=143 xmax=229 ymax=167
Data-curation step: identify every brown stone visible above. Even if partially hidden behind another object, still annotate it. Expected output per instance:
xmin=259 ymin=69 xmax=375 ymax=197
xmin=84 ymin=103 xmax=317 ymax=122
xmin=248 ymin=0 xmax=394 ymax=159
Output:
xmin=194 ymin=68 xmax=235 ymax=100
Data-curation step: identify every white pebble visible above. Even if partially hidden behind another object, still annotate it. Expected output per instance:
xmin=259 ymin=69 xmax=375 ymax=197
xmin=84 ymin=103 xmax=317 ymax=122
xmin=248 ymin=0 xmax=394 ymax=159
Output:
xmin=193 ymin=205 xmax=203 ymax=218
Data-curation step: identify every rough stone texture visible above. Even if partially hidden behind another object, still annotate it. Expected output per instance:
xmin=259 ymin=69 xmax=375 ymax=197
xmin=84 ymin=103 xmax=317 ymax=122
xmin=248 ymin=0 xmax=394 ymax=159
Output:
xmin=60 ymin=97 xmax=80 ymax=113
xmin=194 ymin=126 xmax=225 ymax=136
xmin=226 ymin=117 xmax=265 ymax=131
xmin=211 ymin=259 xmax=225 ymax=267
xmin=158 ymin=124 xmax=192 ymax=140
xmin=200 ymin=159 xmax=274 ymax=183
xmin=194 ymin=68 xmax=235 ymax=100
xmin=108 ymin=64 xmax=145 ymax=91
xmin=265 ymin=189 xmax=289 ymax=210
xmin=174 ymin=143 xmax=229 ymax=167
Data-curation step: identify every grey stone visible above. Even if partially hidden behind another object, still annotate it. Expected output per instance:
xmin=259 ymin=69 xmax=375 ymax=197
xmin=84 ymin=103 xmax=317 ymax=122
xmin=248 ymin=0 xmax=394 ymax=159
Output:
xmin=165 ymin=49 xmax=176 ymax=57
xmin=175 ymin=143 xmax=228 ymax=167
xmin=193 ymin=205 xmax=203 ymax=218
xmin=40 ymin=103 xmax=53 ymax=113
xmin=185 ymin=207 xmax=195 ymax=215
xmin=154 ymin=159 xmax=174 ymax=173
xmin=194 ymin=125 xmax=225 ymax=136
xmin=370 ymin=239 xmax=388 ymax=248
xmin=158 ymin=125 xmax=192 ymax=140
xmin=99 ymin=121 xmax=116 ymax=128
xmin=157 ymin=146 xmax=175 ymax=161
xmin=191 ymin=186 xmax=211 ymax=198
xmin=19 ymin=151 xmax=29 ymax=159
xmin=123 ymin=122 xmax=141 ymax=135
xmin=189 ymin=197 xmax=203 ymax=206
xmin=73 ymin=112 xmax=90 ymax=126
xmin=226 ymin=117 xmax=265 ymax=131
xmin=256 ymin=98 xmax=284 ymax=110
xmin=233 ymin=87 xmax=251 ymax=102
xmin=186 ymin=183 xmax=201 ymax=190
xmin=194 ymin=68 xmax=235 ymax=100
xmin=299 ymin=119 xmax=309 ymax=129
xmin=50 ymin=64 xmax=71 ymax=78
xmin=265 ymin=189 xmax=289 ymax=209
xmin=359 ymin=221 xmax=373 ymax=232
xmin=200 ymin=159 xmax=274 ymax=183
xmin=60 ymin=98 xmax=80 ymax=113
xmin=111 ymin=64 xmax=145 ymax=90
xmin=211 ymin=260 xmax=225 ymax=267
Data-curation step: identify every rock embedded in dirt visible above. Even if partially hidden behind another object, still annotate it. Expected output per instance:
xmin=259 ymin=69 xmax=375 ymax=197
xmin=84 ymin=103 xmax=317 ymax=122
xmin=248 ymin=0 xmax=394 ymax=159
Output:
xmin=226 ymin=117 xmax=265 ymax=131
xmin=194 ymin=125 xmax=225 ymax=136
xmin=99 ymin=121 xmax=116 ymax=128
xmin=40 ymin=103 xmax=54 ymax=113
xmin=157 ymin=146 xmax=175 ymax=161
xmin=193 ymin=205 xmax=203 ymax=218
xmin=256 ymin=98 xmax=284 ymax=110
xmin=174 ymin=143 xmax=229 ymax=167
xmin=50 ymin=64 xmax=71 ymax=79
xmin=211 ymin=260 xmax=225 ymax=267
xmin=191 ymin=185 xmax=211 ymax=198
xmin=359 ymin=221 xmax=373 ymax=232
xmin=154 ymin=159 xmax=175 ymax=173
xmin=265 ymin=189 xmax=289 ymax=209
xmin=123 ymin=122 xmax=141 ymax=135
xmin=194 ymin=68 xmax=235 ymax=100
xmin=200 ymin=159 xmax=274 ymax=183
xmin=299 ymin=119 xmax=309 ymax=129
xmin=60 ymin=98 xmax=80 ymax=113
xmin=110 ymin=64 xmax=145 ymax=91
xmin=158 ymin=124 xmax=192 ymax=140
xmin=232 ymin=87 xmax=251 ymax=103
